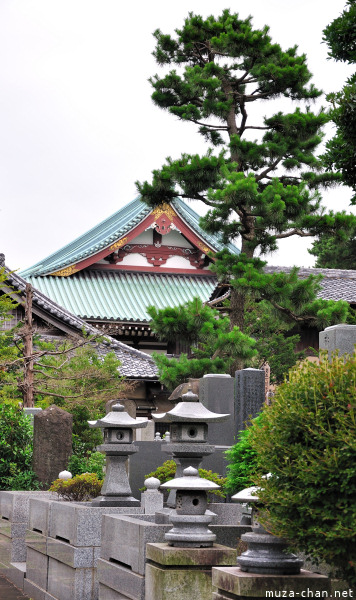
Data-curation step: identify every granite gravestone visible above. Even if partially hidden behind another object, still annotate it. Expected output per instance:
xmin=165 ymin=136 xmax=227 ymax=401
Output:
xmin=32 ymin=405 xmax=72 ymax=488
xmin=199 ymin=374 xmax=235 ymax=445
xmin=235 ymin=368 xmax=265 ymax=435
xmin=319 ymin=324 xmax=356 ymax=359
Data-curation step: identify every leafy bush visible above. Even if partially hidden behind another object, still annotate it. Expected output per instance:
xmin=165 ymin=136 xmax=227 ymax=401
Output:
xmin=225 ymin=413 xmax=264 ymax=494
xmin=71 ymin=405 xmax=103 ymax=456
xmin=49 ymin=473 xmax=103 ymax=502
xmin=249 ymin=354 xmax=356 ymax=588
xmin=67 ymin=451 xmax=105 ymax=479
xmin=0 ymin=403 xmax=40 ymax=490
xmin=142 ymin=460 xmax=227 ymax=499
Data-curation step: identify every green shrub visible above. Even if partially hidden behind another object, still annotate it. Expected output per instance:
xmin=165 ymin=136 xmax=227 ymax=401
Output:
xmin=49 ymin=473 xmax=103 ymax=502
xmin=0 ymin=403 xmax=40 ymax=490
xmin=249 ymin=354 xmax=356 ymax=588
xmin=142 ymin=460 xmax=227 ymax=499
xmin=225 ymin=413 xmax=265 ymax=494
xmin=67 ymin=451 xmax=105 ymax=479
xmin=71 ymin=405 xmax=103 ymax=456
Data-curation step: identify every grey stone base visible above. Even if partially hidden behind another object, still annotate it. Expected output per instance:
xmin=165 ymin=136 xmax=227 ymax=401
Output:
xmin=98 ymin=558 xmax=145 ymax=600
xmin=92 ymin=496 xmax=140 ymax=507
xmin=212 ymin=567 xmax=331 ymax=599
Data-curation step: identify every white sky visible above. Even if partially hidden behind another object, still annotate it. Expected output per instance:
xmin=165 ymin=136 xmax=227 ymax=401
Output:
xmin=0 ymin=0 xmax=354 ymax=272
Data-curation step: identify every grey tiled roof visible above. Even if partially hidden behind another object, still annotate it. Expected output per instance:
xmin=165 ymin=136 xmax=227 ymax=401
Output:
xmin=264 ymin=266 xmax=356 ymax=303
xmin=2 ymin=264 xmax=158 ymax=380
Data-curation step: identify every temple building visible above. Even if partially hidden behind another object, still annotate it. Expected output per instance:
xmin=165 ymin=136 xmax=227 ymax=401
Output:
xmin=20 ymin=197 xmax=240 ymax=355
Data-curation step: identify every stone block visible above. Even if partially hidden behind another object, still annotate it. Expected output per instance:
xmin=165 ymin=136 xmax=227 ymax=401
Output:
xmin=320 ymin=324 xmax=356 ymax=359
xmin=145 ymin=543 xmax=236 ymax=600
xmin=0 ymin=531 xmax=26 ymax=563
xmin=0 ymin=490 xmax=54 ymax=523
xmin=97 ymin=558 xmax=145 ymax=600
xmin=212 ymin=567 xmax=331 ymax=598
xmin=0 ymin=536 xmax=12 ymax=569
xmin=26 ymin=529 xmax=47 ymax=555
xmin=100 ymin=515 xmax=170 ymax=575
xmin=8 ymin=561 xmax=26 ymax=590
xmin=47 ymin=556 xmax=95 ymax=600
xmin=146 ymin=542 xmax=236 ymax=566
xmin=26 ymin=546 xmax=49 ymax=591
xmin=47 ymin=536 xmax=95 ymax=568
xmin=99 ymin=583 xmax=132 ymax=599
xmin=0 ymin=519 xmax=27 ymax=539
xmin=24 ymin=577 xmax=47 ymax=600
xmin=29 ymin=497 xmax=57 ymax=537
xmin=49 ymin=501 xmax=143 ymax=546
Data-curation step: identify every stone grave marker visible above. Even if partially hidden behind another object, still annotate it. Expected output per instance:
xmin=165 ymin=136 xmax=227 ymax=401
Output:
xmin=319 ymin=324 xmax=356 ymax=359
xmin=32 ymin=405 xmax=72 ymax=488
xmin=235 ymin=368 xmax=265 ymax=435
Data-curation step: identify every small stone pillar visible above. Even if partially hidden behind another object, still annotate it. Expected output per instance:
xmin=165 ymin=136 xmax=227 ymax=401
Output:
xmin=89 ymin=401 xmax=148 ymax=506
xmin=145 ymin=467 xmax=236 ymax=600
xmin=141 ymin=477 xmax=164 ymax=514
xmin=153 ymin=388 xmax=230 ymax=507
xmin=32 ymin=405 xmax=72 ymax=488
xmin=319 ymin=324 xmax=356 ymax=359
xmin=235 ymin=368 xmax=265 ymax=434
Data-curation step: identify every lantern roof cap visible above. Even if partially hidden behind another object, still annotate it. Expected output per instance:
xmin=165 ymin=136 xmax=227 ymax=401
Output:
xmin=88 ymin=402 xmax=148 ymax=429
xmin=153 ymin=390 xmax=229 ymax=423
xmin=161 ymin=466 xmax=220 ymax=490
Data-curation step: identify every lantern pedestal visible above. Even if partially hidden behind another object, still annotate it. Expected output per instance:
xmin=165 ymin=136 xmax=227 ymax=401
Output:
xmin=92 ymin=444 xmax=140 ymax=507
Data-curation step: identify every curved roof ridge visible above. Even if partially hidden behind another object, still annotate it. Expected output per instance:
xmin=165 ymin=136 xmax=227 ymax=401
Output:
xmin=21 ymin=197 xmax=240 ymax=277
xmin=21 ymin=197 xmax=150 ymax=277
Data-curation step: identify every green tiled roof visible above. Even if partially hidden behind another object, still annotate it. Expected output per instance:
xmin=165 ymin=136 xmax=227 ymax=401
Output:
xmin=25 ymin=271 xmax=217 ymax=322
xmin=21 ymin=197 xmax=239 ymax=277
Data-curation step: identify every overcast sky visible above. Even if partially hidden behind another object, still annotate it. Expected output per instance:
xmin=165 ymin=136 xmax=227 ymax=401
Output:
xmin=0 ymin=0 xmax=354 ymax=272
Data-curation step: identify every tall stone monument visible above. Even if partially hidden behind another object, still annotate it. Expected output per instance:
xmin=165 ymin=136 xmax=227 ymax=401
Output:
xmin=319 ymin=324 xmax=356 ymax=359
xmin=199 ymin=374 xmax=235 ymax=445
xmin=235 ymin=368 xmax=265 ymax=435
xmin=32 ymin=405 xmax=72 ymax=488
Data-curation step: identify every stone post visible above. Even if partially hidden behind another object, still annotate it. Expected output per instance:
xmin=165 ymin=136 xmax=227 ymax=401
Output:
xmin=32 ymin=405 xmax=72 ymax=488
xmin=235 ymin=368 xmax=265 ymax=435
xmin=319 ymin=324 xmax=356 ymax=359
xmin=199 ymin=374 xmax=236 ymax=445
xmin=145 ymin=468 xmax=236 ymax=600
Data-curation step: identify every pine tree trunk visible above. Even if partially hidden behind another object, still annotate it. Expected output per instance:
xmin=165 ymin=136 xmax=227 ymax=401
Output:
xmin=23 ymin=284 xmax=34 ymax=408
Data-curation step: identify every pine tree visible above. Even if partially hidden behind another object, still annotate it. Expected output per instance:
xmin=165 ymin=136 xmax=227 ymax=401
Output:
xmin=322 ymin=0 xmax=356 ymax=197
xmin=137 ymin=10 xmax=354 ymax=369
xmin=310 ymin=1 xmax=356 ymax=268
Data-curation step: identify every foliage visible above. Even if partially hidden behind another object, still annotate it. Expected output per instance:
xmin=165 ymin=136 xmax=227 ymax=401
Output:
xmin=322 ymin=1 xmax=356 ymax=199
xmin=70 ymin=405 xmax=103 ymax=457
xmin=142 ymin=459 xmax=227 ymax=498
xmin=225 ymin=413 xmax=265 ymax=494
xmin=0 ymin=268 xmax=23 ymax=403
xmin=309 ymin=225 xmax=356 ymax=269
xmin=33 ymin=340 xmax=125 ymax=411
xmin=249 ymin=354 xmax=356 ymax=588
xmin=137 ymin=10 xmax=356 ymax=371
xmin=67 ymin=451 xmax=105 ymax=479
xmin=49 ymin=473 xmax=103 ymax=502
xmin=0 ymin=403 xmax=40 ymax=490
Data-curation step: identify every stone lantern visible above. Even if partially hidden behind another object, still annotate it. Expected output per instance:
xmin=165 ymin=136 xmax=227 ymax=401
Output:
xmin=161 ymin=466 xmax=219 ymax=547
xmin=232 ymin=484 xmax=303 ymax=574
xmin=153 ymin=388 xmax=229 ymax=506
xmin=88 ymin=401 xmax=148 ymax=507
